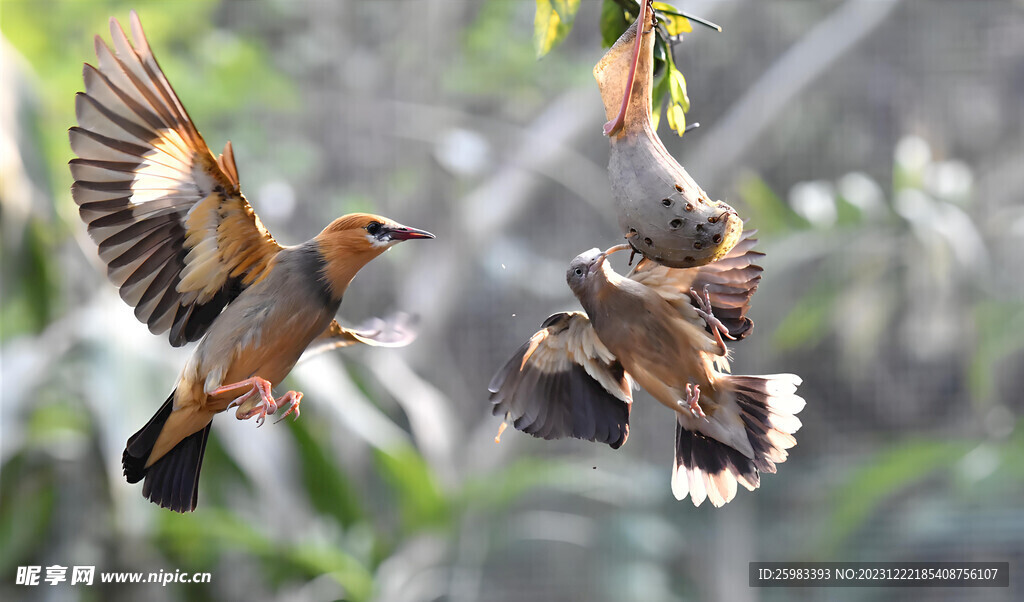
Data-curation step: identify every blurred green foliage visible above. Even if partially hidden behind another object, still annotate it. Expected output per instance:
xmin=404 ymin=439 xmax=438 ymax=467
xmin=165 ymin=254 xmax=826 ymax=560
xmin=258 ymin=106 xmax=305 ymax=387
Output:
xmin=2 ymin=218 xmax=59 ymax=337
xmin=2 ymin=0 xmax=291 ymax=189
xmin=534 ymin=0 xmax=580 ymax=59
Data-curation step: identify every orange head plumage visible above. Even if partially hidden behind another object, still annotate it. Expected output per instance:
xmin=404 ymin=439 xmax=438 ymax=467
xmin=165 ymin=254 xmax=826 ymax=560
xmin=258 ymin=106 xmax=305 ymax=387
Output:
xmin=314 ymin=213 xmax=434 ymax=299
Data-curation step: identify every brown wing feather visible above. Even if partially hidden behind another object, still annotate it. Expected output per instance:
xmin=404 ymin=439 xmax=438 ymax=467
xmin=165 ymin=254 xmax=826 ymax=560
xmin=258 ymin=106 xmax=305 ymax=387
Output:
xmin=488 ymin=312 xmax=632 ymax=449
xmin=69 ymin=11 xmax=281 ymax=346
xmin=628 ymin=230 xmax=763 ymax=340
xmin=300 ymin=313 xmax=421 ymax=361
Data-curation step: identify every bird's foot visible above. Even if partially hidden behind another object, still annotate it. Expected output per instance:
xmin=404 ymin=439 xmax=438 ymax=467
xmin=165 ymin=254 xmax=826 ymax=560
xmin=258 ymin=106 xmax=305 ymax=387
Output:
xmin=274 ymin=391 xmax=303 ymax=424
xmin=494 ymin=421 xmax=508 ymax=444
xmin=679 ymin=383 xmax=707 ymax=420
xmin=689 ymin=284 xmax=734 ymax=355
xmin=209 ymin=376 xmax=281 ymax=426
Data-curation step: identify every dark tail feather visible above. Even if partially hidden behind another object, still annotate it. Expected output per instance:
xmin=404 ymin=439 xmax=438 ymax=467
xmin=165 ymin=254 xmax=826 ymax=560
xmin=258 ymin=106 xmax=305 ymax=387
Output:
xmin=671 ymin=374 xmax=804 ymax=507
xmin=122 ymin=392 xmax=211 ymax=512
xmin=123 ymin=394 xmax=174 ymax=484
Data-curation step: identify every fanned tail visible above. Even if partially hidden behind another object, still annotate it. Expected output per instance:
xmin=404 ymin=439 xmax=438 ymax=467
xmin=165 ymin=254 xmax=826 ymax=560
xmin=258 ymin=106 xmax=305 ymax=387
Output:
xmin=122 ymin=392 xmax=211 ymax=512
xmin=671 ymin=373 xmax=804 ymax=507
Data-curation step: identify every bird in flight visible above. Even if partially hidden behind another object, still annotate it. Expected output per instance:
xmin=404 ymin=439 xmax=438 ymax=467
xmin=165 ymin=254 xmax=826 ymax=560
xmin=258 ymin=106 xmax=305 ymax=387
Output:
xmin=489 ymin=233 xmax=805 ymax=507
xmin=69 ymin=12 xmax=434 ymax=512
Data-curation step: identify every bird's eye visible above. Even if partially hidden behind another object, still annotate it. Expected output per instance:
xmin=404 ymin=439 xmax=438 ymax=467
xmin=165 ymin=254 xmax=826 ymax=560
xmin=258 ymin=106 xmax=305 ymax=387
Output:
xmin=574 ymin=267 xmax=583 ymax=276
xmin=366 ymin=222 xmax=382 ymax=235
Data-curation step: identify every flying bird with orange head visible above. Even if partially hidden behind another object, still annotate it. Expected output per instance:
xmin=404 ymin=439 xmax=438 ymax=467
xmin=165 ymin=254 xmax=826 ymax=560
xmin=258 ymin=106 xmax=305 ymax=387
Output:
xmin=70 ymin=12 xmax=434 ymax=512
xmin=490 ymin=233 xmax=805 ymax=507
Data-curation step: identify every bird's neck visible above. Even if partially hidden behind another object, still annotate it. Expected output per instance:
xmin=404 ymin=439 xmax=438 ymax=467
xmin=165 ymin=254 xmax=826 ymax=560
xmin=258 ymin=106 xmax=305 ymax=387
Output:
xmin=574 ymin=263 xmax=619 ymax=320
xmin=315 ymin=236 xmax=386 ymax=300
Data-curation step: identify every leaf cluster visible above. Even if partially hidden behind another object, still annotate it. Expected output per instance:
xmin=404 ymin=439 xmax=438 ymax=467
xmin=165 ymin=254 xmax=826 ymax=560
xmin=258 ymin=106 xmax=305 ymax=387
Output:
xmin=535 ymin=0 xmax=720 ymax=136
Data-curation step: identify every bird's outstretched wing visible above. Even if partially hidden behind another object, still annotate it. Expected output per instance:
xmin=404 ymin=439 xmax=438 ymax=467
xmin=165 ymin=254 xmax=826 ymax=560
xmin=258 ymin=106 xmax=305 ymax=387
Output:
xmin=300 ymin=313 xmax=421 ymax=362
xmin=489 ymin=312 xmax=632 ymax=449
xmin=69 ymin=11 xmax=282 ymax=346
xmin=628 ymin=230 xmax=763 ymax=340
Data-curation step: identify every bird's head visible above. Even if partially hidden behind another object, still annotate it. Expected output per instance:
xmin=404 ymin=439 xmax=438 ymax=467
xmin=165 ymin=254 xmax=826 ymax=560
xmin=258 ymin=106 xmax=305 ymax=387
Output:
xmin=315 ymin=213 xmax=434 ymax=298
xmin=567 ymin=243 xmax=633 ymax=300
xmin=566 ymin=248 xmax=609 ymax=295
xmin=318 ymin=213 xmax=435 ymax=250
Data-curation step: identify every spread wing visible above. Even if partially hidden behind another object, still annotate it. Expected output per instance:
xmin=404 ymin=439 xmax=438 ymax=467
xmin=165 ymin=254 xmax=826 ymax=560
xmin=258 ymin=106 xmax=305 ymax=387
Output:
xmin=628 ymin=230 xmax=763 ymax=340
xmin=488 ymin=312 xmax=633 ymax=449
xmin=69 ymin=11 xmax=282 ymax=346
xmin=300 ymin=313 xmax=421 ymax=361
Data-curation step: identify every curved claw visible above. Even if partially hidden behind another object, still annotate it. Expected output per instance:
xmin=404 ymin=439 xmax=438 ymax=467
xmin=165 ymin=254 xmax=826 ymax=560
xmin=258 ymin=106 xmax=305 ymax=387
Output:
xmin=245 ymin=398 xmax=278 ymax=427
xmin=226 ymin=390 xmax=253 ymax=410
xmin=680 ymin=383 xmax=707 ymax=420
xmin=274 ymin=391 xmax=303 ymax=424
xmin=690 ymin=285 xmax=734 ymax=339
xmin=690 ymin=284 xmax=735 ymax=357
xmin=209 ymin=376 xmax=304 ymax=426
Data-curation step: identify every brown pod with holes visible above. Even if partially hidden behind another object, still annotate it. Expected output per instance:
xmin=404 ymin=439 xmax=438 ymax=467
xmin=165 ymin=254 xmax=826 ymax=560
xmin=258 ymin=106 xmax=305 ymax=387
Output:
xmin=594 ymin=16 xmax=742 ymax=268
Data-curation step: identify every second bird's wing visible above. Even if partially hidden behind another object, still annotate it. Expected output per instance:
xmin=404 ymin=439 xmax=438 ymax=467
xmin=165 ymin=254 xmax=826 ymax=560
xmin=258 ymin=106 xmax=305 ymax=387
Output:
xmin=70 ymin=11 xmax=282 ymax=347
xmin=488 ymin=312 xmax=632 ymax=449
xmin=627 ymin=230 xmax=764 ymax=340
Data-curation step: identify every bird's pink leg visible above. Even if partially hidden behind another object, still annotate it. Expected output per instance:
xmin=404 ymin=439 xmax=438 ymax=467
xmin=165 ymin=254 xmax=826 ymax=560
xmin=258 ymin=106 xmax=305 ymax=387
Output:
xmin=681 ymin=383 xmax=706 ymax=419
xmin=689 ymin=284 xmax=734 ymax=356
xmin=209 ymin=377 xmax=302 ymax=427
xmin=603 ymin=0 xmax=652 ymax=136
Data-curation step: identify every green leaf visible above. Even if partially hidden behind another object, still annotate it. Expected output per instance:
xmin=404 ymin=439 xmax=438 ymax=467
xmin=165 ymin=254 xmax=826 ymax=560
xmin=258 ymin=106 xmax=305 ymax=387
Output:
xmin=650 ymin=67 xmax=671 ymax=132
xmin=653 ymin=34 xmax=668 ymax=64
xmin=668 ymin=66 xmax=689 ymax=112
xmin=666 ymin=103 xmax=686 ymax=136
xmin=652 ymin=4 xmax=722 ymax=32
xmin=650 ymin=52 xmax=689 ymax=136
xmin=551 ymin=0 xmax=581 ymax=21
xmin=534 ymin=0 xmax=581 ymax=59
xmin=653 ymin=2 xmax=692 ymax=36
xmin=600 ymin=0 xmax=631 ymax=48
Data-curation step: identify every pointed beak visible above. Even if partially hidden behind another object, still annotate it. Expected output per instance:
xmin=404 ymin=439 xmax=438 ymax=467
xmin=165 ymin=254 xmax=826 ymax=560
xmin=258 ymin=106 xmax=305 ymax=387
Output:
xmin=385 ymin=225 xmax=435 ymax=241
xmin=590 ymin=243 xmax=631 ymax=275
xmin=589 ymin=252 xmax=608 ymax=276
xmin=603 ymin=243 xmax=633 ymax=257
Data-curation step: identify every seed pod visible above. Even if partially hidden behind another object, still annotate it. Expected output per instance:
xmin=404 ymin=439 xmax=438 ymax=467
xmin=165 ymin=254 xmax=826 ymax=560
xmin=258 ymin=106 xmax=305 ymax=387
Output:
xmin=594 ymin=19 xmax=742 ymax=268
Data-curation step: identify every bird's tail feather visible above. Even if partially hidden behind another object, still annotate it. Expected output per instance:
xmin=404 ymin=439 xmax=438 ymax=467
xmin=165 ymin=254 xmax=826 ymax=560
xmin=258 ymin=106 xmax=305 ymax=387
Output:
xmin=122 ymin=392 xmax=211 ymax=513
xmin=671 ymin=373 xmax=804 ymax=507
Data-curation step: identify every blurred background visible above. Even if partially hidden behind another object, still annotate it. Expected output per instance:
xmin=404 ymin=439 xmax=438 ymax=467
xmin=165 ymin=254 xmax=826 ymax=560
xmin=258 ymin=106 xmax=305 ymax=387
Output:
xmin=2 ymin=0 xmax=1023 ymax=600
